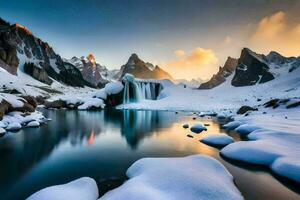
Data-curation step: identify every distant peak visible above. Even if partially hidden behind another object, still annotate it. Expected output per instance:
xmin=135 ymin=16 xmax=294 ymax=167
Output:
xmin=129 ymin=53 xmax=140 ymax=61
xmin=87 ymin=53 xmax=96 ymax=68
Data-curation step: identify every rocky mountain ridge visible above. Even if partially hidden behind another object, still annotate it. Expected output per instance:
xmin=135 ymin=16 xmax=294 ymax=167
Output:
xmin=199 ymin=57 xmax=238 ymax=89
xmin=117 ymin=53 xmax=174 ymax=81
xmin=0 ymin=18 xmax=91 ymax=87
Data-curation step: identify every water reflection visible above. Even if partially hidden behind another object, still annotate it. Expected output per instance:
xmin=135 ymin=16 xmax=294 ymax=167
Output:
xmin=0 ymin=109 xmax=298 ymax=200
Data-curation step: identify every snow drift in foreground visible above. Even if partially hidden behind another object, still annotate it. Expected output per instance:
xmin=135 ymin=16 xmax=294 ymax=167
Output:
xmin=27 ymin=177 xmax=98 ymax=200
xmin=28 ymin=156 xmax=243 ymax=200
xmin=100 ymin=155 xmax=243 ymax=200
xmin=221 ymin=115 xmax=300 ymax=183
xmin=200 ymin=133 xmax=234 ymax=147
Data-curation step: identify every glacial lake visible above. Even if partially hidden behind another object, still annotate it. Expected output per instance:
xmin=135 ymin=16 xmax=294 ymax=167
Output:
xmin=0 ymin=109 xmax=299 ymax=200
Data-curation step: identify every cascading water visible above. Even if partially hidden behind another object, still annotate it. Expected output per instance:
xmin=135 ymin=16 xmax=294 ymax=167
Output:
xmin=122 ymin=74 xmax=162 ymax=104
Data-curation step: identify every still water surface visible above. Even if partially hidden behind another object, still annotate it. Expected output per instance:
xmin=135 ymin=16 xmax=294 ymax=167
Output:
xmin=0 ymin=109 xmax=299 ymax=200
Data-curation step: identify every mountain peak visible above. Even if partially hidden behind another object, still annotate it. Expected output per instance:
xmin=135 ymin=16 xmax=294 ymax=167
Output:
xmin=128 ymin=53 xmax=140 ymax=63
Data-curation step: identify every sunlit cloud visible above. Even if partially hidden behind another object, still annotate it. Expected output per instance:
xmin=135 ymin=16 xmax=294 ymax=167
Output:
xmin=174 ymin=50 xmax=186 ymax=57
xmin=250 ymin=11 xmax=300 ymax=56
xmin=161 ymin=47 xmax=219 ymax=80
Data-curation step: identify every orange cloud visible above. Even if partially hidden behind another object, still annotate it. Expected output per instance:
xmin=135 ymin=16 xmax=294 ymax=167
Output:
xmin=161 ymin=47 xmax=218 ymax=80
xmin=251 ymin=11 xmax=300 ymax=56
xmin=174 ymin=50 xmax=186 ymax=57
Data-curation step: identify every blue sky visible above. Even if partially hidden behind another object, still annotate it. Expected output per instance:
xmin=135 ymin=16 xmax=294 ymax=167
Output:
xmin=1 ymin=0 xmax=299 ymax=79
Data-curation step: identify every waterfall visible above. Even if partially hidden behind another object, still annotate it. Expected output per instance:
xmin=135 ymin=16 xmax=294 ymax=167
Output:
xmin=122 ymin=74 xmax=162 ymax=104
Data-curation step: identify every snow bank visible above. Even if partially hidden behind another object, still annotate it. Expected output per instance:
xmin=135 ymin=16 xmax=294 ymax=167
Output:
xmin=234 ymin=124 xmax=262 ymax=136
xmin=27 ymin=177 xmax=98 ymax=200
xmin=78 ymin=98 xmax=105 ymax=110
xmin=223 ymin=121 xmax=243 ymax=130
xmin=201 ymin=134 xmax=234 ymax=147
xmin=92 ymin=89 xmax=107 ymax=100
xmin=221 ymin=129 xmax=300 ymax=183
xmin=100 ymin=155 xmax=243 ymax=200
xmin=105 ymin=81 xmax=124 ymax=95
xmin=0 ymin=111 xmax=47 ymax=132
xmin=190 ymin=124 xmax=207 ymax=133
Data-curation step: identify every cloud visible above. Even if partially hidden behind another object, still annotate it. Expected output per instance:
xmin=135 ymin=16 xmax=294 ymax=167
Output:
xmin=250 ymin=11 xmax=300 ymax=56
xmin=174 ymin=50 xmax=186 ymax=57
xmin=161 ymin=47 xmax=218 ymax=80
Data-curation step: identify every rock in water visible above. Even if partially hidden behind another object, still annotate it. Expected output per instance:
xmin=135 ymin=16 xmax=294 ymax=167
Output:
xmin=190 ymin=124 xmax=207 ymax=133
xmin=183 ymin=124 xmax=189 ymax=129
xmin=6 ymin=122 xmax=22 ymax=131
xmin=27 ymin=121 xmax=40 ymax=127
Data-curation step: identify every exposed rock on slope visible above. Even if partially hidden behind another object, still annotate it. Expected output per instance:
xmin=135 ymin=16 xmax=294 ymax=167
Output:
xmin=199 ymin=57 xmax=238 ymax=89
xmin=0 ymin=18 xmax=89 ymax=87
xmin=231 ymin=48 xmax=300 ymax=87
xmin=64 ymin=54 xmax=109 ymax=88
xmin=118 ymin=54 xmax=173 ymax=81
xmin=231 ymin=48 xmax=274 ymax=86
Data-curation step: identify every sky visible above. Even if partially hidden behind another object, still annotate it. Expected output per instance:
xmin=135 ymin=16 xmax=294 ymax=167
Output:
xmin=1 ymin=0 xmax=300 ymax=80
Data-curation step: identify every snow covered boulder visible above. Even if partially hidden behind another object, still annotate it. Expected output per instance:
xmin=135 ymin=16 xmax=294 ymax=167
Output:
xmin=200 ymin=134 xmax=234 ymax=147
xmin=235 ymin=124 xmax=261 ymax=136
xmin=105 ymin=82 xmax=124 ymax=95
xmin=6 ymin=122 xmax=22 ymax=131
xmin=92 ymin=89 xmax=107 ymax=100
xmin=78 ymin=98 xmax=105 ymax=110
xmin=99 ymin=155 xmax=243 ymax=200
xmin=27 ymin=121 xmax=40 ymax=127
xmin=190 ymin=124 xmax=207 ymax=133
xmin=0 ymin=127 xmax=6 ymax=135
xmin=223 ymin=121 xmax=243 ymax=130
xmin=27 ymin=177 xmax=98 ymax=200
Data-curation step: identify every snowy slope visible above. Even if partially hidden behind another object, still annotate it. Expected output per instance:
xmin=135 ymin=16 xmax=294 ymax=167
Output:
xmin=118 ymin=66 xmax=300 ymax=112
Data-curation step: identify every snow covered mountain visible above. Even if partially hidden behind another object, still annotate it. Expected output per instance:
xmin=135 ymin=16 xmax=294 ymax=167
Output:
xmin=63 ymin=54 xmax=114 ymax=87
xmin=117 ymin=53 xmax=174 ymax=81
xmin=199 ymin=48 xmax=300 ymax=89
xmin=231 ymin=48 xmax=300 ymax=87
xmin=0 ymin=18 xmax=90 ymax=87
xmin=199 ymin=57 xmax=238 ymax=89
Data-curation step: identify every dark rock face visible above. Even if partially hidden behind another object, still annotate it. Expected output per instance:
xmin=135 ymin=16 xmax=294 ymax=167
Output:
xmin=231 ymin=48 xmax=274 ymax=86
xmin=80 ymin=59 xmax=108 ymax=88
xmin=0 ymin=99 xmax=11 ymax=120
xmin=105 ymin=90 xmax=124 ymax=107
xmin=118 ymin=54 xmax=173 ymax=81
xmin=237 ymin=106 xmax=258 ymax=114
xmin=44 ymin=100 xmax=67 ymax=109
xmin=0 ymin=18 xmax=89 ymax=87
xmin=263 ymin=99 xmax=280 ymax=108
xmin=199 ymin=57 xmax=238 ymax=89
xmin=64 ymin=55 xmax=109 ymax=88
xmin=23 ymin=62 xmax=53 ymax=84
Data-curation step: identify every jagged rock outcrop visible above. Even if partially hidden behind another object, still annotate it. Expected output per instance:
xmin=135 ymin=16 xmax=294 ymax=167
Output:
xmin=0 ymin=18 xmax=89 ymax=87
xmin=64 ymin=55 xmax=110 ymax=88
xmin=118 ymin=54 xmax=173 ymax=81
xmin=231 ymin=48 xmax=275 ymax=86
xmin=199 ymin=57 xmax=238 ymax=89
